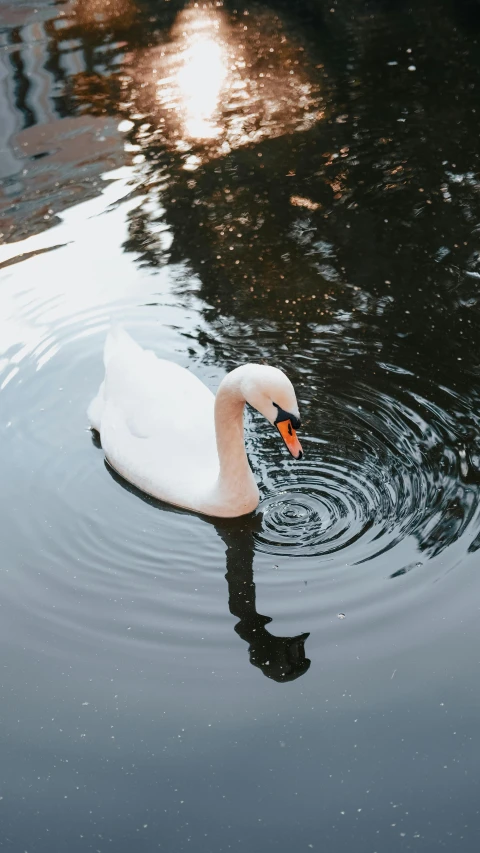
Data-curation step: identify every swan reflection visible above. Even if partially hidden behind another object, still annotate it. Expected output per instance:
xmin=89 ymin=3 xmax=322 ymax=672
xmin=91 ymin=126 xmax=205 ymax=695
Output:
xmin=218 ymin=522 xmax=311 ymax=683
xmin=104 ymin=458 xmax=311 ymax=682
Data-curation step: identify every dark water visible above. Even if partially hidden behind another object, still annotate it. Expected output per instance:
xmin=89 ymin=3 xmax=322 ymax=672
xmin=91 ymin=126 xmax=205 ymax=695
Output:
xmin=1 ymin=0 xmax=480 ymax=850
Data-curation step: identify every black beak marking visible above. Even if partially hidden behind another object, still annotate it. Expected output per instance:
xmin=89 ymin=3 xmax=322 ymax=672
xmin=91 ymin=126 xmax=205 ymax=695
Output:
xmin=273 ymin=403 xmax=301 ymax=430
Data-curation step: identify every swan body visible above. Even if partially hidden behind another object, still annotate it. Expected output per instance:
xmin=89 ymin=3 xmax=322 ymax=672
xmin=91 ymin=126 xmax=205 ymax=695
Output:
xmin=88 ymin=327 xmax=303 ymax=518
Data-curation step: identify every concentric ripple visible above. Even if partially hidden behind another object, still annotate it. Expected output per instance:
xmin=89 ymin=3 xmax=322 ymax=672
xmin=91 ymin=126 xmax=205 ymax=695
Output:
xmin=253 ymin=379 xmax=480 ymax=565
xmin=256 ymin=465 xmax=378 ymax=557
xmin=1 ymin=170 xmax=480 ymax=674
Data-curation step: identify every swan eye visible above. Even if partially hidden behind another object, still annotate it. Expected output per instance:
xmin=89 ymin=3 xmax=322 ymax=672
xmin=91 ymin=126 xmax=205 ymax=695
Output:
xmin=273 ymin=402 xmax=301 ymax=430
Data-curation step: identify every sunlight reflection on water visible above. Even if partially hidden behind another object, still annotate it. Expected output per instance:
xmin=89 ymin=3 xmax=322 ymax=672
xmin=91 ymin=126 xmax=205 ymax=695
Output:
xmin=150 ymin=4 xmax=323 ymax=165
xmin=176 ymin=25 xmax=227 ymax=139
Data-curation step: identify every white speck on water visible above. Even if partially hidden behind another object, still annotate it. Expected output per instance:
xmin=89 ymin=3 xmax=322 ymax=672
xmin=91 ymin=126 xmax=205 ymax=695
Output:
xmin=387 ymin=61 xmax=398 ymax=66
xmin=408 ymin=65 xmax=417 ymax=71
xmin=337 ymin=613 xmax=346 ymax=619
xmin=118 ymin=119 xmax=134 ymax=132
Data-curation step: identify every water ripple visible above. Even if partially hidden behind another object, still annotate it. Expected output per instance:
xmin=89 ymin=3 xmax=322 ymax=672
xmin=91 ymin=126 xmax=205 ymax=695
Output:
xmin=256 ymin=462 xmax=378 ymax=557
xmin=0 ymin=178 xmax=479 ymax=672
xmin=254 ymin=380 xmax=480 ymax=568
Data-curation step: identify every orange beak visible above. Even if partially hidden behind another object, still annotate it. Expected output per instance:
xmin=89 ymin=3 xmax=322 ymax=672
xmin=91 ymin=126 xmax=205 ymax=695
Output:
xmin=276 ymin=419 xmax=303 ymax=460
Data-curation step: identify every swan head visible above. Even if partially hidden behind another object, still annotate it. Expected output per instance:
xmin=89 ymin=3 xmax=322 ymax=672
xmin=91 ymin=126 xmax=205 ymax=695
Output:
xmin=238 ymin=364 xmax=303 ymax=460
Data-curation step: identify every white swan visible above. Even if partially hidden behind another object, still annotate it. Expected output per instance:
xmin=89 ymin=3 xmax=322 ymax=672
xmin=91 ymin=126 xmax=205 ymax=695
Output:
xmin=88 ymin=327 xmax=303 ymax=518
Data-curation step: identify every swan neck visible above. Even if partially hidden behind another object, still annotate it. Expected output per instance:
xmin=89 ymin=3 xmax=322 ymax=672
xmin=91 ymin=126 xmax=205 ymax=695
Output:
xmin=214 ymin=374 xmax=249 ymax=480
xmin=210 ymin=369 xmax=259 ymax=515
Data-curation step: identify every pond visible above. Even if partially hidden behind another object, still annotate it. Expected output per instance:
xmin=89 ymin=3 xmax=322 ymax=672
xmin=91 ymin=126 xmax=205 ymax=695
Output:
xmin=1 ymin=0 xmax=480 ymax=850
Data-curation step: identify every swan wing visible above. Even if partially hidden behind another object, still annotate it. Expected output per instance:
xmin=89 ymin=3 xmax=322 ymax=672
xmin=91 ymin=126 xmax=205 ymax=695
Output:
xmin=89 ymin=328 xmax=219 ymax=494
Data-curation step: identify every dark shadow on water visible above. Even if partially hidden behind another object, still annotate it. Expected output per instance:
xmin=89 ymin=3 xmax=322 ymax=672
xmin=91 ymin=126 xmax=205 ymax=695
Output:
xmin=100 ymin=450 xmax=311 ymax=683
xmin=218 ymin=523 xmax=311 ymax=683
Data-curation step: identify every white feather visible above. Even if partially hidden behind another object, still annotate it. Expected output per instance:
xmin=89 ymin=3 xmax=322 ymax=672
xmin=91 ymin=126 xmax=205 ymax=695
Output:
xmin=88 ymin=327 xmax=301 ymax=517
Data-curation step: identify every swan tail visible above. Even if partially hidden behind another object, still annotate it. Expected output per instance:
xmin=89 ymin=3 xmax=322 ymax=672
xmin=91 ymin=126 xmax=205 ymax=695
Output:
xmin=87 ymin=326 xmax=133 ymax=430
xmin=103 ymin=324 xmax=135 ymax=368
xmin=87 ymin=380 xmax=105 ymax=432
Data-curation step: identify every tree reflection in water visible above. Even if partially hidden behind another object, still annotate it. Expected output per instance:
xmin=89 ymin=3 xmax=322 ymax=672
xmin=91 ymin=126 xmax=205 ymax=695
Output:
xmin=72 ymin=0 xmax=480 ymax=567
xmin=3 ymin=0 xmax=480 ymax=569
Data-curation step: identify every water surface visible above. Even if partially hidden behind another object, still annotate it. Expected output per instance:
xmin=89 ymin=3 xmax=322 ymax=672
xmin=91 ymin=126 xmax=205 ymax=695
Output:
xmin=1 ymin=1 xmax=480 ymax=851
